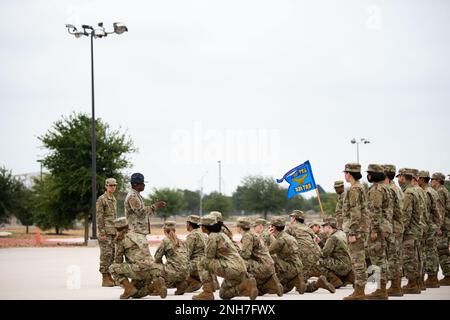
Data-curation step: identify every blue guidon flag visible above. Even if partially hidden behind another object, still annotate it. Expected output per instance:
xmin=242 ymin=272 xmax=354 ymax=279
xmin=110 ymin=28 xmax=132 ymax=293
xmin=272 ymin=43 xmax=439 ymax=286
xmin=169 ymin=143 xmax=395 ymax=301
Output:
xmin=276 ymin=160 xmax=317 ymax=199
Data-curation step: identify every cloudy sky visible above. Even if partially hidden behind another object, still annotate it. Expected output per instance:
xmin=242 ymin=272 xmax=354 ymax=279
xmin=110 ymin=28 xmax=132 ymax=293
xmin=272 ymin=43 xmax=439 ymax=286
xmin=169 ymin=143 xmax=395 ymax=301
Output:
xmin=1 ymin=0 xmax=449 ymax=197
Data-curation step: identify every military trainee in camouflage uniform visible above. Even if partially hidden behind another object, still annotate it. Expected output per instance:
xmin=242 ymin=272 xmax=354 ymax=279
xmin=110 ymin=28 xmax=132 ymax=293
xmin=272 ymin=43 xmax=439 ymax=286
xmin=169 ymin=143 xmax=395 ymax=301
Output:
xmin=193 ymin=215 xmax=258 ymax=300
xmin=96 ymin=178 xmax=118 ymax=287
xmin=432 ymin=172 xmax=450 ymax=285
xmin=308 ymin=220 xmax=328 ymax=249
xmin=411 ymin=169 xmax=428 ymax=291
xmin=236 ymin=218 xmax=283 ymax=296
xmin=154 ymin=221 xmax=189 ymax=295
xmin=382 ymin=164 xmax=404 ymax=296
xmin=397 ymin=168 xmax=425 ymax=294
xmin=286 ymin=210 xmax=322 ymax=279
xmin=334 ymin=180 xmax=346 ymax=230
xmin=317 ymin=218 xmax=353 ymax=288
xmin=109 ymin=217 xmax=167 ymax=299
xmin=253 ymin=218 xmax=275 ymax=248
xmin=269 ymin=216 xmax=306 ymax=294
xmin=365 ymin=164 xmax=393 ymax=300
xmin=185 ymin=215 xmax=207 ymax=292
xmin=418 ymin=171 xmax=443 ymax=288
xmin=342 ymin=163 xmax=370 ymax=300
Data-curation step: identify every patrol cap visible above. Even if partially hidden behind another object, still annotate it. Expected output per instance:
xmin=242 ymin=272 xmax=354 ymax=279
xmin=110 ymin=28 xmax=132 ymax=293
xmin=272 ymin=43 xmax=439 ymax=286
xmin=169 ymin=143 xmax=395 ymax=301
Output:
xmin=431 ymin=172 xmax=446 ymax=182
xmin=418 ymin=170 xmax=430 ymax=179
xmin=130 ymin=173 xmax=146 ymax=184
xmin=308 ymin=220 xmax=322 ymax=228
xmin=270 ymin=216 xmax=286 ymax=227
xmin=105 ymin=178 xmax=117 ymax=186
xmin=236 ymin=217 xmax=251 ymax=229
xmin=114 ymin=217 xmax=128 ymax=229
xmin=290 ymin=210 xmax=305 ymax=220
xmin=334 ymin=180 xmax=344 ymax=188
xmin=410 ymin=169 xmax=419 ymax=179
xmin=396 ymin=168 xmax=407 ymax=177
xmin=187 ymin=215 xmax=200 ymax=224
xmin=366 ymin=164 xmax=384 ymax=173
xmin=163 ymin=221 xmax=176 ymax=229
xmin=344 ymin=163 xmax=361 ymax=173
xmin=383 ymin=164 xmax=396 ymax=174
xmin=199 ymin=214 xmax=217 ymax=226
xmin=253 ymin=218 xmax=268 ymax=227
xmin=209 ymin=211 xmax=223 ymax=222
xmin=323 ymin=217 xmax=337 ymax=229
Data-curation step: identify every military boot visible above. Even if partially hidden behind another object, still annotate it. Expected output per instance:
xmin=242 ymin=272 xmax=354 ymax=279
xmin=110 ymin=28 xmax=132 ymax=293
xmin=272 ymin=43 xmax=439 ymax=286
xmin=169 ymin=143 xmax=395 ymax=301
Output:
xmin=288 ymin=274 xmax=306 ymax=295
xmin=238 ymin=276 xmax=258 ymax=300
xmin=439 ymin=276 xmax=450 ymax=286
xmin=148 ymin=276 xmax=167 ymax=298
xmin=185 ymin=276 xmax=202 ymax=293
xmin=343 ymin=285 xmax=366 ymax=300
xmin=175 ymin=281 xmax=188 ymax=295
xmin=192 ymin=282 xmax=215 ymax=300
xmin=327 ymin=271 xmax=344 ymax=289
xmin=402 ymin=278 xmax=421 ymax=294
xmin=316 ymin=275 xmax=336 ymax=293
xmin=102 ymin=273 xmax=115 ymax=287
xmin=387 ymin=278 xmax=403 ymax=297
xmin=366 ymin=280 xmax=388 ymax=300
xmin=262 ymin=274 xmax=283 ymax=297
xmin=119 ymin=279 xmax=138 ymax=299
xmin=424 ymin=274 xmax=440 ymax=288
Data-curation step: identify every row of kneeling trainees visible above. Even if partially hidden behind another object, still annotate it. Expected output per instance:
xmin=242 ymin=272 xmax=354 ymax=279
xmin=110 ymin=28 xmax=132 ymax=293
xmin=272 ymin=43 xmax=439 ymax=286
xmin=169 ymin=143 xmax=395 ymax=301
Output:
xmin=96 ymin=167 xmax=450 ymax=300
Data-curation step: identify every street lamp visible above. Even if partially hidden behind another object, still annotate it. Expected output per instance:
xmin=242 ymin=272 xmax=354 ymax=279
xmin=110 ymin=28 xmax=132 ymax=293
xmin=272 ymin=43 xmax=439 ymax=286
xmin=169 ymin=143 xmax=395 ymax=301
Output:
xmin=350 ymin=138 xmax=370 ymax=164
xmin=65 ymin=22 xmax=128 ymax=240
xmin=199 ymin=171 xmax=209 ymax=216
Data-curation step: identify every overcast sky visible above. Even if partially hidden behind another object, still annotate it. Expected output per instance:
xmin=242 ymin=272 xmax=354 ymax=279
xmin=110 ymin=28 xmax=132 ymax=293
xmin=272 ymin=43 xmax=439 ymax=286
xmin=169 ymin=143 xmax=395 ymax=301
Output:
xmin=1 ymin=0 xmax=449 ymax=197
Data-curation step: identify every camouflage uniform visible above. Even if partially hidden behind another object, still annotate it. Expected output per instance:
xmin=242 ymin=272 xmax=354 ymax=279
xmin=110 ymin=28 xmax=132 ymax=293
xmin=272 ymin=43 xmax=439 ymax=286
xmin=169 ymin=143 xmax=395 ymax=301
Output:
xmin=383 ymin=165 xmax=404 ymax=283
xmin=125 ymin=188 xmax=156 ymax=235
xmin=269 ymin=217 xmax=304 ymax=293
xmin=253 ymin=218 xmax=275 ymax=248
xmin=400 ymin=170 xmax=425 ymax=285
xmin=237 ymin=219 xmax=278 ymax=294
xmin=96 ymin=184 xmax=117 ymax=275
xmin=318 ymin=227 xmax=352 ymax=277
xmin=196 ymin=216 xmax=254 ymax=300
xmin=366 ymin=164 xmax=393 ymax=295
xmin=433 ymin=173 xmax=450 ymax=279
xmin=418 ymin=171 xmax=442 ymax=280
xmin=186 ymin=223 xmax=207 ymax=280
xmin=342 ymin=164 xmax=370 ymax=290
xmin=334 ymin=180 xmax=345 ymax=230
xmin=286 ymin=213 xmax=321 ymax=279
xmin=154 ymin=224 xmax=189 ymax=288
xmin=109 ymin=224 xmax=162 ymax=285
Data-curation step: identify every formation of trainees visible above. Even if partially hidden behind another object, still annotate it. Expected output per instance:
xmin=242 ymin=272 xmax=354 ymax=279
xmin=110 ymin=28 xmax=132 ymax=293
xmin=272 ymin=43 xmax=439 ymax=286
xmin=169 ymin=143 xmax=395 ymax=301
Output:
xmin=95 ymin=166 xmax=450 ymax=300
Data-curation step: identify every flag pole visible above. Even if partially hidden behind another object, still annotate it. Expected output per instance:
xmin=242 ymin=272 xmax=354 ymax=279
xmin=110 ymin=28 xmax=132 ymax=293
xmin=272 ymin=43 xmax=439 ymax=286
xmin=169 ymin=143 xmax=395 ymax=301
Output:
xmin=315 ymin=187 xmax=325 ymax=218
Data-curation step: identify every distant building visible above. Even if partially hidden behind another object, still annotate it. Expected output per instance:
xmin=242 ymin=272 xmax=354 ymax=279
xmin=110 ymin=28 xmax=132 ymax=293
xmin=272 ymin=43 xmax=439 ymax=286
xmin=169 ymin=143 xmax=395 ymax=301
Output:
xmin=13 ymin=172 xmax=41 ymax=189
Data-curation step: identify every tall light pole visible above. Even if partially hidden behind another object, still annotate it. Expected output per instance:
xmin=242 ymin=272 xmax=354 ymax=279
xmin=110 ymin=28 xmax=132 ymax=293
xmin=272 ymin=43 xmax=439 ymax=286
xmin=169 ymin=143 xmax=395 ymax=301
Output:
xmin=65 ymin=22 xmax=128 ymax=240
xmin=218 ymin=160 xmax=222 ymax=194
xmin=199 ymin=171 xmax=209 ymax=216
xmin=350 ymin=138 xmax=370 ymax=164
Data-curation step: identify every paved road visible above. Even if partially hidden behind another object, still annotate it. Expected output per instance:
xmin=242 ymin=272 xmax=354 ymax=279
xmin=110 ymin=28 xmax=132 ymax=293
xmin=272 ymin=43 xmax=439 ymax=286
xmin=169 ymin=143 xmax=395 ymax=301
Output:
xmin=1 ymin=247 xmax=449 ymax=300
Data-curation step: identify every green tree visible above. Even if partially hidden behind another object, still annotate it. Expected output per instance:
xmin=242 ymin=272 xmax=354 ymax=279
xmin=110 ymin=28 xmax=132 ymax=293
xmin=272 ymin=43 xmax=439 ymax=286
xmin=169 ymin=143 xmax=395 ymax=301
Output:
xmin=148 ymin=188 xmax=184 ymax=221
xmin=31 ymin=174 xmax=74 ymax=234
xmin=38 ymin=112 xmax=135 ymax=243
xmin=232 ymin=175 xmax=285 ymax=219
xmin=203 ymin=192 xmax=233 ymax=217
xmin=0 ymin=167 xmax=34 ymax=231
xmin=181 ymin=189 xmax=200 ymax=215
